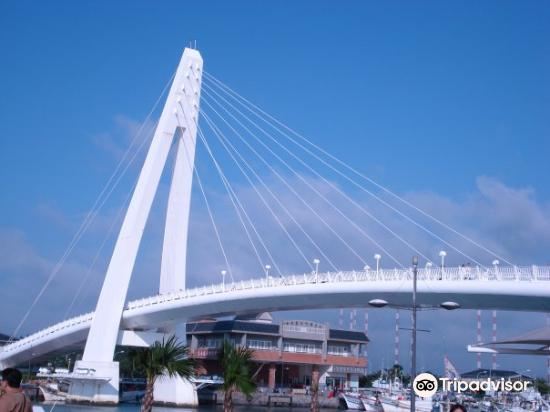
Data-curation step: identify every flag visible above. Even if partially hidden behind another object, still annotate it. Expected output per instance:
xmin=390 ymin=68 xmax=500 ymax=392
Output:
xmin=444 ymin=355 xmax=460 ymax=379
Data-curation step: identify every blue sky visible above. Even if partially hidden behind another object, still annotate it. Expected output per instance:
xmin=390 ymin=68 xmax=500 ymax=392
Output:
xmin=1 ymin=1 xmax=549 ymax=376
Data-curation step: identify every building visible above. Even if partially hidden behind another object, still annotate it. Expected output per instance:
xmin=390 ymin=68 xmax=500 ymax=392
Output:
xmin=187 ymin=314 xmax=368 ymax=391
xmin=460 ymin=369 xmax=533 ymax=382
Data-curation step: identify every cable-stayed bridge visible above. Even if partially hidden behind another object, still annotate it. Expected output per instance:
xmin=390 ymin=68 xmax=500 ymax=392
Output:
xmin=1 ymin=47 xmax=549 ymax=405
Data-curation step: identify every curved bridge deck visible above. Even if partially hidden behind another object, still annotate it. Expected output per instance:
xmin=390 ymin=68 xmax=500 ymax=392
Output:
xmin=2 ymin=265 xmax=549 ymax=367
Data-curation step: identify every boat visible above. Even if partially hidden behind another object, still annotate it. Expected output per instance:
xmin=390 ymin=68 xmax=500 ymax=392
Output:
xmin=372 ymin=377 xmax=403 ymax=393
xmin=119 ymin=378 xmax=146 ymax=403
xmin=340 ymin=392 xmax=366 ymax=410
xmin=361 ymin=393 xmax=385 ymax=412
xmin=38 ymin=383 xmax=67 ymax=403
xmin=377 ymin=392 xmax=434 ymax=412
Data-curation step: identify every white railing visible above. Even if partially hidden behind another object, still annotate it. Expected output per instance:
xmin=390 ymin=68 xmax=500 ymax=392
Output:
xmin=0 ymin=312 xmax=94 ymax=354
xmin=125 ymin=265 xmax=550 ymax=311
xmin=2 ymin=265 xmax=549 ymax=357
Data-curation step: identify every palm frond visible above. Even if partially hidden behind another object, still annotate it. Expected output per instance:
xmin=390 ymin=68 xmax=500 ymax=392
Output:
xmin=219 ymin=340 xmax=256 ymax=396
xmin=131 ymin=335 xmax=196 ymax=381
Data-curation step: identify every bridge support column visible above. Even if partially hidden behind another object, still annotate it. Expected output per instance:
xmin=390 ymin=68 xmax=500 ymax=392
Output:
xmin=154 ymin=375 xmax=197 ymax=407
xmin=67 ymin=360 xmax=119 ymax=404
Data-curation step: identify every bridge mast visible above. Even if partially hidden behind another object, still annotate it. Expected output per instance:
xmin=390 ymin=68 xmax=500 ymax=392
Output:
xmin=71 ymin=48 xmax=202 ymax=403
xmin=160 ymin=51 xmax=202 ymax=295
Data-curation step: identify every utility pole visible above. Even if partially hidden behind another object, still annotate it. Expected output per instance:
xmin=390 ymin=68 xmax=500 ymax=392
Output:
xmin=411 ymin=256 xmax=418 ymax=412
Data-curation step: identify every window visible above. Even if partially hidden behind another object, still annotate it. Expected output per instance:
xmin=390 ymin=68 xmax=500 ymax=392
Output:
xmin=283 ymin=342 xmax=321 ymax=354
xmin=198 ymin=338 xmax=222 ymax=348
xmin=328 ymin=345 xmax=351 ymax=356
xmin=247 ymin=339 xmax=273 ymax=350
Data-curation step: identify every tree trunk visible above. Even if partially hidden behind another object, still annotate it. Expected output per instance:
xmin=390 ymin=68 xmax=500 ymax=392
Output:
xmin=310 ymin=382 xmax=319 ymax=412
xmin=141 ymin=379 xmax=155 ymax=412
xmin=310 ymin=365 xmax=320 ymax=412
xmin=224 ymin=388 xmax=233 ymax=412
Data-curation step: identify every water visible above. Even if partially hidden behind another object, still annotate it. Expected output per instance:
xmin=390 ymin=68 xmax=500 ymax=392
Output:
xmin=47 ymin=405 xmax=329 ymax=412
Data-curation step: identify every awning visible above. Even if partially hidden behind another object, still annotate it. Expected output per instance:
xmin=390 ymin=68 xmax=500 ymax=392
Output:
xmin=467 ymin=325 xmax=550 ymax=356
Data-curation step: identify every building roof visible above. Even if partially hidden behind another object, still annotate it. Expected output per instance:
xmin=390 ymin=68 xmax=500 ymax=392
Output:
xmin=187 ymin=320 xmax=279 ymax=335
xmin=329 ymin=329 xmax=369 ymax=343
xmin=187 ymin=320 xmax=369 ymax=342
xmin=468 ymin=325 xmax=550 ymax=356
xmin=490 ymin=325 xmax=550 ymax=345
xmin=461 ymin=368 xmax=532 ymax=380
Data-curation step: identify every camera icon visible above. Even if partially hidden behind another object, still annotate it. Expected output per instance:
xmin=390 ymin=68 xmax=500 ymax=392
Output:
xmin=413 ymin=373 xmax=438 ymax=397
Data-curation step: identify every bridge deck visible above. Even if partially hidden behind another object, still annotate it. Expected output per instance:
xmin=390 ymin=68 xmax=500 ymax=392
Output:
xmin=1 ymin=265 xmax=549 ymax=368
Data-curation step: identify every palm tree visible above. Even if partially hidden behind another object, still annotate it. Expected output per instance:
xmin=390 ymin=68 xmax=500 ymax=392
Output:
xmin=130 ymin=335 xmax=196 ymax=412
xmin=219 ymin=340 xmax=256 ymax=412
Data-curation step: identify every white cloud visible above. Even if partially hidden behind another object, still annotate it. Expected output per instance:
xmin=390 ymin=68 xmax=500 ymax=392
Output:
xmin=5 ymin=113 xmax=550 ymax=376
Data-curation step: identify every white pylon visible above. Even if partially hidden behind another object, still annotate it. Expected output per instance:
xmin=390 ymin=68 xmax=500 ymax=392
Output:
xmin=70 ymin=48 xmax=203 ymax=404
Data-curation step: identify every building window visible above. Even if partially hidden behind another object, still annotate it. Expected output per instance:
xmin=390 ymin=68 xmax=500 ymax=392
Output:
xmin=198 ymin=338 xmax=223 ymax=348
xmin=282 ymin=321 xmax=325 ymax=335
xmin=283 ymin=342 xmax=321 ymax=354
xmin=247 ymin=339 xmax=273 ymax=350
xmin=327 ymin=345 xmax=351 ymax=357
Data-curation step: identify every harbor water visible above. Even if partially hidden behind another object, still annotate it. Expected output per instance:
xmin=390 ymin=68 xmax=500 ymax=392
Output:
xmin=48 ymin=406 xmax=335 ymax=412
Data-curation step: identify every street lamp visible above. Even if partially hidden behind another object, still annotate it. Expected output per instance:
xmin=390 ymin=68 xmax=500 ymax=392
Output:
xmin=440 ymin=301 xmax=461 ymax=310
xmin=492 ymin=259 xmax=500 ymax=277
xmin=374 ymin=254 xmax=381 ymax=275
xmin=438 ymin=251 xmax=447 ymax=268
xmin=264 ymin=264 xmax=271 ymax=279
xmin=313 ymin=259 xmax=320 ymax=282
xmin=221 ymin=270 xmax=227 ymax=291
xmin=438 ymin=251 xmax=447 ymax=280
xmin=411 ymin=256 xmax=418 ymax=412
xmin=368 ymin=255 xmax=460 ymax=412
xmin=368 ymin=299 xmax=389 ymax=308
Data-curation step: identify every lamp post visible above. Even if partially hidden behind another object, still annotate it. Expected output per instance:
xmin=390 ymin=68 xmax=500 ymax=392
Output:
xmin=492 ymin=259 xmax=500 ymax=278
xmin=368 ymin=256 xmax=460 ymax=412
xmin=438 ymin=251 xmax=447 ymax=280
xmin=265 ymin=264 xmax=271 ymax=279
xmin=411 ymin=256 xmax=418 ymax=412
xmin=313 ymin=259 xmax=320 ymax=282
xmin=374 ymin=254 xmax=381 ymax=276
xmin=439 ymin=251 xmax=446 ymax=268
xmin=221 ymin=270 xmax=227 ymax=291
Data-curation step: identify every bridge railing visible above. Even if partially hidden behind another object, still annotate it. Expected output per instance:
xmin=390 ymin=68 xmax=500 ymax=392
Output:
xmin=0 ymin=312 xmax=94 ymax=355
xmin=125 ymin=265 xmax=550 ymax=311
xmin=4 ymin=265 xmax=549 ymax=356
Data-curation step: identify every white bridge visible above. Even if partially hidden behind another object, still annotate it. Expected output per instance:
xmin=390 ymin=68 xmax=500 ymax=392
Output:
xmin=2 ymin=267 xmax=549 ymax=369
xmin=3 ymin=46 xmax=549 ymax=406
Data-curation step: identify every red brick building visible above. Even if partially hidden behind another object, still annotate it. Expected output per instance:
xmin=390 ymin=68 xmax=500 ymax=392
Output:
xmin=187 ymin=314 xmax=368 ymax=390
